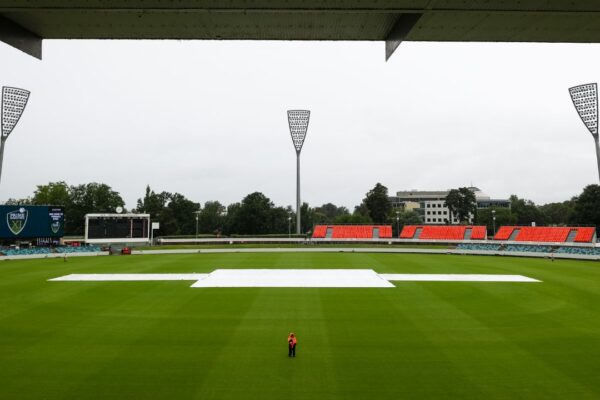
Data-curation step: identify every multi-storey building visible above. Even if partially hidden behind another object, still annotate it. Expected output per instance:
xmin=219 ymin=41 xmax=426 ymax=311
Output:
xmin=389 ymin=187 xmax=510 ymax=224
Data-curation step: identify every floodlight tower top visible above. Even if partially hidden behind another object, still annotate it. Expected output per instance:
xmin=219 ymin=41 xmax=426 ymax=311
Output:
xmin=287 ymin=110 xmax=310 ymax=153
xmin=569 ymin=83 xmax=598 ymax=138
xmin=1 ymin=86 xmax=31 ymax=140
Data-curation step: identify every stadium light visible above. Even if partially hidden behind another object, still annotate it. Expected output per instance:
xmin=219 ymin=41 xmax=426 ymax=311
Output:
xmin=0 ymin=86 xmax=31 ymax=186
xmin=287 ymin=110 xmax=310 ymax=235
xmin=569 ymin=83 xmax=599 ymax=182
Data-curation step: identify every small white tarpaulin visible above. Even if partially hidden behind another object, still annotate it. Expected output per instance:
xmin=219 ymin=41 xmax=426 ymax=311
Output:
xmin=379 ymin=274 xmax=540 ymax=282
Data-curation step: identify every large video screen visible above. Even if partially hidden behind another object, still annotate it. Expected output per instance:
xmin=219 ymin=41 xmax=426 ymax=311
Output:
xmin=0 ymin=206 xmax=65 ymax=239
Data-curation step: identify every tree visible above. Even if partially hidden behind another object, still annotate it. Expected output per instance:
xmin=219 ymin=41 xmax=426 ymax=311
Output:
xmin=236 ymin=192 xmax=274 ymax=235
xmin=32 ymin=181 xmax=70 ymax=206
xmin=509 ymin=195 xmax=545 ymax=226
xmin=67 ymin=183 xmax=125 ymax=235
xmin=360 ymin=183 xmax=391 ymax=223
xmin=136 ymin=186 xmax=199 ymax=236
xmin=396 ymin=210 xmax=423 ymax=225
xmin=539 ymin=199 xmax=576 ymax=225
xmin=477 ymin=208 xmax=517 ymax=235
xmin=136 ymin=185 xmax=169 ymax=217
xmin=298 ymin=202 xmax=315 ymax=234
xmin=573 ymin=185 xmax=600 ymax=227
xmin=5 ymin=197 xmax=32 ymax=205
xmin=166 ymin=193 xmax=199 ymax=235
xmin=445 ymin=188 xmax=477 ymax=224
xmin=198 ymin=201 xmax=226 ymax=234
xmin=272 ymin=206 xmax=293 ymax=234
xmin=335 ymin=212 xmax=372 ymax=224
xmin=391 ymin=210 xmax=423 ymax=236
xmin=313 ymin=203 xmax=350 ymax=223
xmin=223 ymin=202 xmax=242 ymax=235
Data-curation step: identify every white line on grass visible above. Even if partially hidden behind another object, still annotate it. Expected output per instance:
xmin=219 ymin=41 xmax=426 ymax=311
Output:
xmin=379 ymin=274 xmax=540 ymax=282
xmin=49 ymin=274 xmax=209 ymax=281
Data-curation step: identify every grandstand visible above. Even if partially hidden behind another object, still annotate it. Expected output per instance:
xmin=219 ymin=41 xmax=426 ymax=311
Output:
xmin=400 ymin=225 xmax=487 ymax=240
xmin=312 ymin=225 xmax=392 ymax=239
xmin=493 ymin=226 xmax=596 ymax=243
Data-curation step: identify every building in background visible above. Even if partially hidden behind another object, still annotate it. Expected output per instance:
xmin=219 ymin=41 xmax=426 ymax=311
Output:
xmin=389 ymin=187 xmax=510 ymax=224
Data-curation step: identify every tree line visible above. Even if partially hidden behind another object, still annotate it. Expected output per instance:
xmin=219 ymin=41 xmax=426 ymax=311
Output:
xmin=441 ymin=185 xmax=600 ymax=233
xmin=7 ymin=182 xmax=600 ymax=236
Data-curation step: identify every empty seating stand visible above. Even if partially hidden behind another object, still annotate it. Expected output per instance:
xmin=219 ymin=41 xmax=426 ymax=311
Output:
xmin=399 ymin=225 xmax=486 ymax=240
xmin=493 ymin=226 xmax=596 ymax=243
xmin=311 ymin=225 xmax=392 ymax=239
xmin=493 ymin=226 xmax=515 ymax=240
xmin=399 ymin=225 xmax=418 ymax=239
xmin=574 ymin=227 xmax=596 ymax=243
xmin=312 ymin=225 xmax=327 ymax=238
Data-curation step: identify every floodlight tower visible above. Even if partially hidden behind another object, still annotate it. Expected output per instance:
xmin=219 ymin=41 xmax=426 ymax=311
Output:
xmin=287 ymin=110 xmax=310 ymax=235
xmin=0 ymin=87 xmax=31 ymax=186
xmin=569 ymin=83 xmax=599 ymax=182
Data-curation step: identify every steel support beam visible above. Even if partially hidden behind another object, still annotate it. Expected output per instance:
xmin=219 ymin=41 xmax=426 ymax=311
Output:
xmin=0 ymin=15 xmax=42 ymax=59
xmin=296 ymin=152 xmax=301 ymax=235
xmin=0 ymin=138 xmax=6 ymax=187
xmin=385 ymin=13 xmax=422 ymax=61
xmin=594 ymin=136 xmax=600 ymax=183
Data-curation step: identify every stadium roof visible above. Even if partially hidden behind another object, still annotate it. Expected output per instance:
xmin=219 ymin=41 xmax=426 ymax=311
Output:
xmin=2 ymin=1 xmax=600 ymax=60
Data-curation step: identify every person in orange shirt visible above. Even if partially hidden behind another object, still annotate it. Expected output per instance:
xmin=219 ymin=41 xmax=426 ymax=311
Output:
xmin=288 ymin=332 xmax=297 ymax=357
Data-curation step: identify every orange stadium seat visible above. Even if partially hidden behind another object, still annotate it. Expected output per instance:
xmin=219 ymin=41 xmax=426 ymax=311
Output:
xmin=574 ymin=227 xmax=595 ymax=243
xmin=399 ymin=225 xmax=418 ymax=239
xmin=378 ymin=226 xmax=393 ymax=238
xmin=400 ymin=225 xmax=486 ymax=240
xmin=494 ymin=226 xmax=515 ymax=240
xmin=470 ymin=226 xmax=487 ymax=240
xmin=419 ymin=226 xmax=466 ymax=240
xmin=312 ymin=225 xmax=328 ymax=238
xmin=494 ymin=226 xmax=594 ymax=242
xmin=516 ymin=227 xmax=570 ymax=242
xmin=312 ymin=225 xmax=392 ymax=239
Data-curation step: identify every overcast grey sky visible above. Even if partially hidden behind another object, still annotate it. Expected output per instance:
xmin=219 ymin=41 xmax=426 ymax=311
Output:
xmin=0 ymin=40 xmax=598 ymax=210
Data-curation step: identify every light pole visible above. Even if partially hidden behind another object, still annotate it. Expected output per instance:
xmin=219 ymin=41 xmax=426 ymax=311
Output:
xmin=288 ymin=215 xmax=291 ymax=238
xmin=395 ymin=210 xmax=400 ymax=237
xmin=0 ymin=87 xmax=31 ymax=186
xmin=491 ymin=209 xmax=496 ymax=237
xmin=194 ymin=210 xmax=201 ymax=238
xmin=287 ymin=110 xmax=310 ymax=235
xmin=569 ymin=83 xmax=599 ymax=182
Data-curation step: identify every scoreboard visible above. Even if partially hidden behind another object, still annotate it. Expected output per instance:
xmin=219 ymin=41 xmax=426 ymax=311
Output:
xmin=85 ymin=213 xmax=150 ymax=243
xmin=0 ymin=205 xmax=65 ymax=239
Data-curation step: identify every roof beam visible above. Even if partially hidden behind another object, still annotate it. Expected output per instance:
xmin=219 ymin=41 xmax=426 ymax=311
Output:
xmin=0 ymin=14 xmax=42 ymax=59
xmin=385 ymin=13 xmax=422 ymax=61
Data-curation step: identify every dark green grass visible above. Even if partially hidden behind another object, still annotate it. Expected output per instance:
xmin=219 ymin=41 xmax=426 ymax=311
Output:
xmin=1 ymin=253 xmax=600 ymax=399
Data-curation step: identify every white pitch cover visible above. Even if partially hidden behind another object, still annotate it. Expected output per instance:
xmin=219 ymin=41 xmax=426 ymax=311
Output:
xmin=191 ymin=269 xmax=395 ymax=288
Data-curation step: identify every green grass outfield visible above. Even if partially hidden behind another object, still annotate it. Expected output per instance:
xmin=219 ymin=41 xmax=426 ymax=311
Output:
xmin=1 ymin=252 xmax=600 ymax=400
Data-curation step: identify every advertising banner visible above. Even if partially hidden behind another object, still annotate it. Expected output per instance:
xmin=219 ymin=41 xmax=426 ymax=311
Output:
xmin=0 ymin=206 xmax=65 ymax=238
